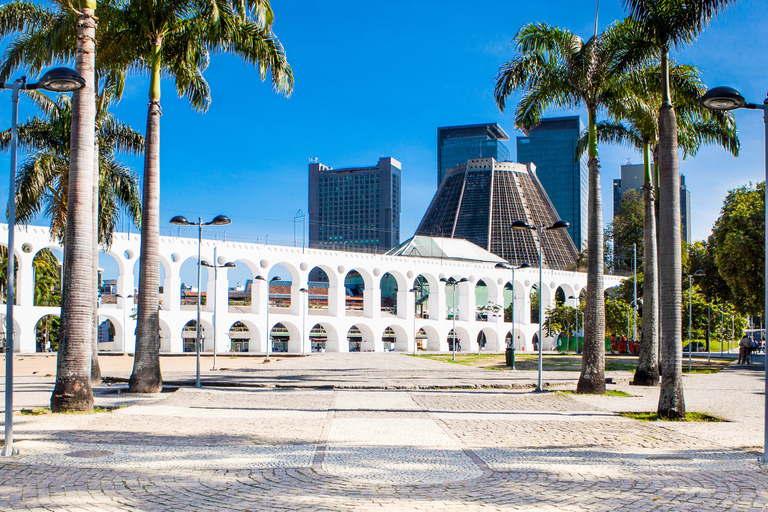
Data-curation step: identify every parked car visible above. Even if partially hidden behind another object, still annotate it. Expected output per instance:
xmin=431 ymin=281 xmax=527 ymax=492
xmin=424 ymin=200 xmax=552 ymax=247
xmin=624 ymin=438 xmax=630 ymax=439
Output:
xmin=683 ymin=342 xmax=706 ymax=352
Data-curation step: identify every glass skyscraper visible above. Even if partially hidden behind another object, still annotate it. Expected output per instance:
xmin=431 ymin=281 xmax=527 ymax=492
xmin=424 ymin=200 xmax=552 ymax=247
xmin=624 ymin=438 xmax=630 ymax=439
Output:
xmin=516 ymin=116 xmax=588 ymax=251
xmin=308 ymin=157 xmax=401 ymax=254
xmin=437 ymin=123 xmax=510 ymax=187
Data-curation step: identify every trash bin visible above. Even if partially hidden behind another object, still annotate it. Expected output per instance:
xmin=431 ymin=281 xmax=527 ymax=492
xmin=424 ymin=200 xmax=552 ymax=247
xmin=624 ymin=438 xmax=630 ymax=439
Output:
xmin=505 ymin=347 xmax=515 ymax=368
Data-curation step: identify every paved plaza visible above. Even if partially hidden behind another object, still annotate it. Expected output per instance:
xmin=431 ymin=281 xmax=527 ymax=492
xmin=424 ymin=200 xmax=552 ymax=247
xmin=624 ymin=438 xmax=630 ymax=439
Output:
xmin=0 ymin=352 xmax=767 ymax=510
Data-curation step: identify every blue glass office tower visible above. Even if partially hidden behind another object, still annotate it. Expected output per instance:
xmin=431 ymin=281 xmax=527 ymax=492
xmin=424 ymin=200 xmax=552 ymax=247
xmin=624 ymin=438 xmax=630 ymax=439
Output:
xmin=516 ymin=116 xmax=588 ymax=251
xmin=437 ymin=123 xmax=510 ymax=186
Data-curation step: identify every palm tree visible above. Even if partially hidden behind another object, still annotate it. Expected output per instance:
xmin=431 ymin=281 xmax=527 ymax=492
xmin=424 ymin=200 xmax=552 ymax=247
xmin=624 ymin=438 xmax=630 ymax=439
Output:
xmin=495 ymin=20 xmax=637 ymax=394
xmin=576 ymin=63 xmax=738 ymax=386
xmin=93 ymin=0 xmax=293 ymax=393
xmin=621 ymin=0 xmax=734 ymax=418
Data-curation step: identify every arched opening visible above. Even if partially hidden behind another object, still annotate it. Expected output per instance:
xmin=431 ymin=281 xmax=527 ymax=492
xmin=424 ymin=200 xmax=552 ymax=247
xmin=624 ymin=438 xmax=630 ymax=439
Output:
xmin=382 ymin=326 xmax=396 ymax=351
xmin=555 ymin=286 xmax=566 ymax=307
xmin=97 ymin=316 xmax=117 ymax=350
xmin=35 ymin=314 xmax=60 ymax=352
xmin=348 ymin=325 xmax=362 ymax=352
xmin=444 ymin=282 xmax=460 ymax=321
xmin=344 ymin=270 xmax=364 ymax=315
xmin=269 ymin=264 xmax=295 ymax=311
xmin=178 ymin=257 xmax=207 ymax=308
xmin=226 ymin=260 xmax=256 ymax=314
xmin=181 ymin=320 xmax=207 ymax=353
xmin=270 ymin=322 xmax=291 ymax=353
xmin=229 ymin=321 xmax=250 ymax=352
xmin=380 ymin=272 xmax=398 ymax=317
xmin=307 ymin=267 xmax=330 ymax=316
xmin=310 ymin=323 xmax=327 ymax=352
xmin=477 ymin=331 xmax=487 ymax=350
xmin=448 ymin=328 xmax=463 ymax=352
xmin=0 ymin=246 xmax=20 ymax=305
xmin=416 ymin=327 xmax=428 ymax=352
xmin=503 ymin=282 xmax=514 ymax=322
xmin=413 ymin=275 xmax=430 ymax=319
xmin=530 ymin=285 xmax=540 ymax=324
xmin=33 ymin=248 xmax=61 ymax=307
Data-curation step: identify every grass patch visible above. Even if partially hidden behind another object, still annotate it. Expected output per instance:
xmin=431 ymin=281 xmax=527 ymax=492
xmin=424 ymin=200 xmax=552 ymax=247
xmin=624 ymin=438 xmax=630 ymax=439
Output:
xmin=620 ymin=411 xmax=724 ymax=422
xmin=20 ymin=406 xmax=114 ymax=416
xmin=410 ymin=353 xmax=639 ymax=372
xmin=558 ymin=389 xmax=635 ymax=397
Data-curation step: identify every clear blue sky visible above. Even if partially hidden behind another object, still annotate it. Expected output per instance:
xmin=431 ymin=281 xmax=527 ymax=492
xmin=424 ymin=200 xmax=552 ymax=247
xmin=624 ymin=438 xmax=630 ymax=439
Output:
xmin=0 ymin=0 xmax=766 ymax=284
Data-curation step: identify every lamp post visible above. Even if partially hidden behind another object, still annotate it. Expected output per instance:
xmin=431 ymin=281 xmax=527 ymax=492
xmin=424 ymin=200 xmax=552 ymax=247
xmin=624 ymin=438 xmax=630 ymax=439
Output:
xmin=632 ymin=243 xmax=638 ymax=346
xmin=170 ymin=214 xmax=231 ymax=388
xmin=255 ymin=275 xmax=280 ymax=361
xmin=707 ymin=303 xmax=711 ymax=364
xmin=495 ymin=262 xmax=531 ymax=361
xmin=115 ymin=293 xmax=135 ymax=355
xmin=409 ymin=285 xmax=420 ymax=354
xmin=701 ymin=87 xmax=768 ymax=463
xmin=300 ymin=287 xmax=308 ymax=355
xmin=2 ymin=67 xmax=85 ymax=458
xmin=440 ymin=277 xmax=467 ymax=362
xmin=512 ymin=219 xmax=570 ymax=392
xmin=569 ymin=295 xmax=578 ymax=354
xmin=686 ymin=270 xmax=706 ymax=372
xmin=201 ymin=250 xmax=236 ymax=371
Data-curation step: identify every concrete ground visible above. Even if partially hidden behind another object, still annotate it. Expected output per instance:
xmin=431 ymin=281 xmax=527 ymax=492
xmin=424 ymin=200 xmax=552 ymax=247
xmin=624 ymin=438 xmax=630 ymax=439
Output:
xmin=0 ymin=352 xmax=766 ymax=511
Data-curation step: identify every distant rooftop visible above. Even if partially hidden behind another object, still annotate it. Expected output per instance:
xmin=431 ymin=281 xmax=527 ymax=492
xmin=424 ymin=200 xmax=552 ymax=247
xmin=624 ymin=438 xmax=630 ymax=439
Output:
xmin=437 ymin=123 xmax=509 ymax=141
xmin=386 ymin=236 xmax=504 ymax=264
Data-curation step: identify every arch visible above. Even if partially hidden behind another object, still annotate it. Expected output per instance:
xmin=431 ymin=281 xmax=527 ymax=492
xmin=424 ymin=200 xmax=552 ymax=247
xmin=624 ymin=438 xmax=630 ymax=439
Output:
xmin=270 ymin=320 xmax=301 ymax=353
xmin=382 ymin=324 xmax=408 ymax=352
xmin=96 ymin=316 xmax=118 ymax=351
xmin=380 ymin=272 xmax=399 ymax=318
xmin=477 ymin=326 xmax=500 ymax=352
xmin=35 ymin=314 xmax=60 ymax=352
xmin=412 ymin=274 xmax=432 ymax=320
xmin=229 ymin=321 xmax=252 ymax=352
xmin=226 ymin=260 xmax=256 ymax=314
xmin=448 ymin=326 xmax=470 ymax=352
xmin=32 ymin=248 xmax=62 ymax=307
xmin=347 ymin=323 xmax=374 ymax=352
xmin=181 ymin=319 xmax=211 ymax=353
xmin=344 ymin=270 xmax=365 ymax=315
xmin=505 ymin=328 xmax=526 ymax=351
xmin=307 ymin=266 xmax=334 ymax=316
xmin=311 ymin=321 xmax=340 ymax=352
xmin=416 ymin=324 xmax=440 ymax=351
xmin=309 ymin=323 xmax=327 ymax=352
xmin=269 ymin=262 xmax=300 ymax=312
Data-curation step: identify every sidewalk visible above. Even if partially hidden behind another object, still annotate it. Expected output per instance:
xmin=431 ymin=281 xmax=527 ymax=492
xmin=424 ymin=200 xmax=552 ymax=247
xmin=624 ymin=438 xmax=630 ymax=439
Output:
xmin=0 ymin=353 xmax=766 ymax=511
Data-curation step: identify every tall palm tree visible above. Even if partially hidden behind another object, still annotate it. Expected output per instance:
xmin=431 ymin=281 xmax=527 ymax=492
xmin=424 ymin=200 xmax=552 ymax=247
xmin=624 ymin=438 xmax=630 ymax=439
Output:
xmin=576 ymin=63 xmax=738 ymax=386
xmin=94 ymin=0 xmax=293 ymax=393
xmin=495 ymin=20 xmax=636 ymax=394
xmin=621 ymin=0 xmax=734 ymax=418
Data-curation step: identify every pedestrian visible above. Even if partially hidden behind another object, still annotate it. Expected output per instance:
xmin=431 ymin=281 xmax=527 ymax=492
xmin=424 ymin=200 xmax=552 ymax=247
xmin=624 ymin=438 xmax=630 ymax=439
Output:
xmin=750 ymin=336 xmax=757 ymax=364
xmin=738 ymin=334 xmax=750 ymax=364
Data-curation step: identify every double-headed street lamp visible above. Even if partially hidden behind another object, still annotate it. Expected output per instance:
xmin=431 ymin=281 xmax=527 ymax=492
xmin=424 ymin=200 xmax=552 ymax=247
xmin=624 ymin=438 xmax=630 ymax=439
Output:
xmin=686 ymin=270 xmax=706 ymax=373
xmin=512 ymin=219 xmax=570 ymax=392
xmin=201 ymin=250 xmax=236 ymax=371
xmin=170 ymin=215 xmax=231 ymax=388
xmin=440 ymin=276 xmax=467 ymax=362
xmin=2 ymin=67 xmax=85 ymax=458
xmin=255 ymin=275 xmax=280 ymax=361
xmin=496 ymin=262 xmax=530 ymax=366
xmin=701 ymin=86 xmax=767 ymax=464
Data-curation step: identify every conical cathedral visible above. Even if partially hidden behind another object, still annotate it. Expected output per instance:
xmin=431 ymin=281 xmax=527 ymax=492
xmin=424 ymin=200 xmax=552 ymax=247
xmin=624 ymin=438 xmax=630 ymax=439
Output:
xmin=415 ymin=158 xmax=578 ymax=270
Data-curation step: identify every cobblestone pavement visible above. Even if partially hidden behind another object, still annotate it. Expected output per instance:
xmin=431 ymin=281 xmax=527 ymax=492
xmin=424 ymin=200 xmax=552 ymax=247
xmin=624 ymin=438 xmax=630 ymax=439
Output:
xmin=0 ymin=353 xmax=767 ymax=510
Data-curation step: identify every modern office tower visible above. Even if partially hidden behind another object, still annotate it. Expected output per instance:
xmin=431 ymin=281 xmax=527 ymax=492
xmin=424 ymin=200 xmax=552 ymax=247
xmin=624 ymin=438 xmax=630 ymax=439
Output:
xmin=308 ymin=157 xmax=401 ymax=254
xmin=437 ymin=123 xmax=511 ymax=187
xmin=613 ymin=163 xmax=691 ymax=245
xmin=415 ymin=158 xmax=578 ymax=270
xmin=516 ymin=116 xmax=588 ymax=251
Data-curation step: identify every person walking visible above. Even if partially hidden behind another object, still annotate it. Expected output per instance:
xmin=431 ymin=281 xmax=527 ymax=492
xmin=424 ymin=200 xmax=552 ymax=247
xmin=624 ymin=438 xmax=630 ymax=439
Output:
xmin=738 ymin=335 xmax=750 ymax=364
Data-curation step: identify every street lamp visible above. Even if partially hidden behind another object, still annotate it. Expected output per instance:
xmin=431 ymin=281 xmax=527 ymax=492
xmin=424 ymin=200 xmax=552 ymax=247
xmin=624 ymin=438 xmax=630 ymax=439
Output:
xmin=255 ymin=275 xmax=280 ymax=361
xmin=409 ymin=285 xmax=421 ymax=354
xmin=701 ymin=87 xmax=768 ymax=463
xmin=495 ymin=262 xmax=531 ymax=358
xmin=512 ymin=219 xmax=570 ymax=392
xmin=2 ymin=67 xmax=85 ymax=458
xmin=568 ymin=295 xmax=578 ymax=354
xmin=440 ymin=276 xmax=468 ymax=362
xmin=201 ymin=252 xmax=236 ymax=371
xmin=632 ymin=243 xmax=638 ymax=346
xmin=300 ymin=287 xmax=308 ymax=355
xmin=170 ymin=214 xmax=231 ymax=388
xmin=115 ymin=293 xmax=135 ymax=355
xmin=686 ymin=270 xmax=705 ymax=372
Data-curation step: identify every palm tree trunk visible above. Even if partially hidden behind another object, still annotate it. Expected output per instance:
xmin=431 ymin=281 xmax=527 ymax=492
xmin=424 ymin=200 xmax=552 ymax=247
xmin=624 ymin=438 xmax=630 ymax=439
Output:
xmin=633 ymin=141 xmax=659 ymax=385
xmin=577 ymin=106 xmax=606 ymax=394
xmin=51 ymin=4 xmax=96 ymax=412
xmin=91 ymin=133 xmax=101 ymax=383
xmin=129 ymin=39 xmax=163 ymax=393
xmin=657 ymin=49 xmax=685 ymax=418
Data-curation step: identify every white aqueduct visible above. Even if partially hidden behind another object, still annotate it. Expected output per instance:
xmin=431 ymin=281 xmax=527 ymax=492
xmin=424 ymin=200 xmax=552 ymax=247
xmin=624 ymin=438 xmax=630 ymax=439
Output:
xmin=3 ymin=224 xmax=623 ymax=355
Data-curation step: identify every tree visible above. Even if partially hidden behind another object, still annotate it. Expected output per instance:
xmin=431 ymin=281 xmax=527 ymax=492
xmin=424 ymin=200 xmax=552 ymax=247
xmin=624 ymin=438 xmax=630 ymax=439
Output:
xmin=495 ymin=20 xmax=639 ymax=394
xmin=89 ymin=0 xmax=293 ymax=393
xmin=711 ymin=183 xmax=765 ymax=318
xmin=612 ymin=189 xmax=644 ymax=270
xmin=687 ymin=239 xmax=731 ymax=304
xmin=621 ymin=0 xmax=735 ymax=419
